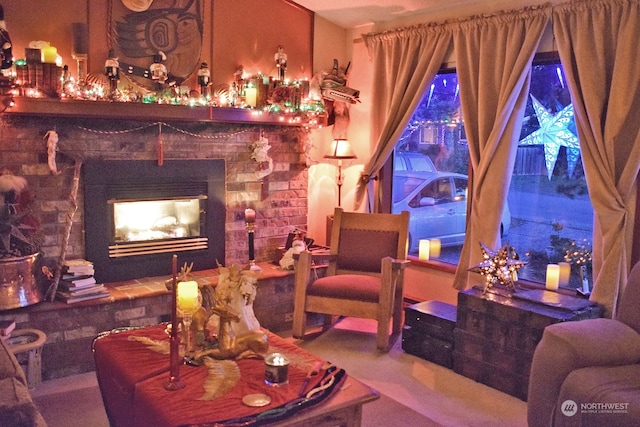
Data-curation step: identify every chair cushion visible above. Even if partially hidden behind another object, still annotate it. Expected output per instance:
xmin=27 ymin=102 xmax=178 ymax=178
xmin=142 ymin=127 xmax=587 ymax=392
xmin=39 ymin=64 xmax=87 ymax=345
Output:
xmin=307 ymin=274 xmax=381 ymax=302
xmin=554 ymin=364 xmax=640 ymax=426
xmin=337 ymin=229 xmax=399 ymax=272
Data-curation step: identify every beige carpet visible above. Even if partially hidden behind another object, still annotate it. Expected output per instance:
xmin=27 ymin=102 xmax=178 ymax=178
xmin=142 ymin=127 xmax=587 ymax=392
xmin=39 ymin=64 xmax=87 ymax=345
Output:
xmin=31 ymin=318 xmax=527 ymax=426
xmin=292 ymin=317 xmax=528 ymax=427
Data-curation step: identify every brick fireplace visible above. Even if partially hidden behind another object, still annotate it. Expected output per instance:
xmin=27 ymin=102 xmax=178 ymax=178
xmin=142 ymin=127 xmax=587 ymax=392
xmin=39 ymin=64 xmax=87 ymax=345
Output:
xmin=0 ymin=105 xmax=311 ymax=272
xmin=0 ymin=102 xmax=313 ymax=380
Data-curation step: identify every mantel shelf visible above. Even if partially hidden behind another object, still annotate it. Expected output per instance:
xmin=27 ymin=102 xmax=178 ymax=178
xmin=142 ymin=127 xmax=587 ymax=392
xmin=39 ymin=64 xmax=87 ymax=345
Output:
xmin=4 ymin=96 xmax=320 ymax=127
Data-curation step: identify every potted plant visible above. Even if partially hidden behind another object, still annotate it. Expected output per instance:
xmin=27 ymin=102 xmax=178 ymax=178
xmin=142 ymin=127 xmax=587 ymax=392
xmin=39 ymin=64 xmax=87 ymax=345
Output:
xmin=0 ymin=171 xmax=45 ymax=309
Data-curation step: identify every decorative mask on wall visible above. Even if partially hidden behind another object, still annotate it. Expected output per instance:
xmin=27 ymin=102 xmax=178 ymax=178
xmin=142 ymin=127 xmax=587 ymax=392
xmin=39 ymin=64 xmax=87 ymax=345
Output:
xmin=111 ymin=0 xmax=204 ymax=91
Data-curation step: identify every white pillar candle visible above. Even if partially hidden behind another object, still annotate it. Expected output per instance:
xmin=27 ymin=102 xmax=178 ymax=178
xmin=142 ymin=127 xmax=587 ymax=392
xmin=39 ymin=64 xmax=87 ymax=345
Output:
xmin=419 ymin=240 xmax=430 ymax=261
xmin=558 ymin=262 xmax=571 ymax=286
xmin=430 ymin=239 xmax=441 ymax=258
xmin=546 ymin=264 xmax=560 ymax=291
xmin=176 ymin=281 xmax=200 ymax=314
xmin=245 ymin=86 xmax=257 ymax=107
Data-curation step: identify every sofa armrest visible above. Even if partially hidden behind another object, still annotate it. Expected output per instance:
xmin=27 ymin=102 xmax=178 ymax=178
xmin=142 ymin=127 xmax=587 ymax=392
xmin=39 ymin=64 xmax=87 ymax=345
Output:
xmin=527 ymin=318 xmax=640 ymax=427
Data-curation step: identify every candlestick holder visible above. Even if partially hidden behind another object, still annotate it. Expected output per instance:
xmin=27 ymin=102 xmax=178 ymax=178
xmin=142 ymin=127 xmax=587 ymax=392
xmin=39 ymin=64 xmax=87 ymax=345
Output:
xmin=245 ymin=221 xmax=262 ymax=271
xmin=165 ymin=255 xmax=185 ymax=391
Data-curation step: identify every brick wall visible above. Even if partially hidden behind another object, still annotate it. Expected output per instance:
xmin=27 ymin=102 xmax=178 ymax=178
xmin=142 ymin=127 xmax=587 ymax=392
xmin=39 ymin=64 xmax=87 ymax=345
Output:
xmin=0 ymin=113 xmax=310 ymax=267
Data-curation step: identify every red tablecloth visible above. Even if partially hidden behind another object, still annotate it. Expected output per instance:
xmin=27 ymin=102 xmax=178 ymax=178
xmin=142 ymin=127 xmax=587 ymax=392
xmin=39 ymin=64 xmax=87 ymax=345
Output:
xmin=93 ymin=325 xmax=332 ymax=427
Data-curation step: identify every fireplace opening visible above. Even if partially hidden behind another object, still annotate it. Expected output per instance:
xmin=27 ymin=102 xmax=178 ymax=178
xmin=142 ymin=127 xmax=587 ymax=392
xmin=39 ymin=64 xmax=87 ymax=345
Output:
xmin=109 ymin=195 xmax=207 ymax=257
xmin=83 ymin=160 xmax=225 ymax=283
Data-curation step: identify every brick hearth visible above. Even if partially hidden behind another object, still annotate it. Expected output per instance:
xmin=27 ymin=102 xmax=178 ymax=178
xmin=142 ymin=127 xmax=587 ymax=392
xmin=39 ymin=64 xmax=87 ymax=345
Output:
xmin=1 ymin=262 xmax=312 ymax=381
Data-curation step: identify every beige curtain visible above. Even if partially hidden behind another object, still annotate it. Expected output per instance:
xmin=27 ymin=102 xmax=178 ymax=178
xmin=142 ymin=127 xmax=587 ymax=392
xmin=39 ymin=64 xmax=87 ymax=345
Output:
xmin=554 ymin=0 xmax=640 ymax=317
xmin=358 ymin=24 xmax=453 ymax=211
xmin=452 ymin=6 xmax=551 ymax=290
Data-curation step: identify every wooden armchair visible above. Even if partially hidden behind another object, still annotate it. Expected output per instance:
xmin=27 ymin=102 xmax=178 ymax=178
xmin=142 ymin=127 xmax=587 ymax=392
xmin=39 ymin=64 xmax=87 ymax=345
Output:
xmin=292 ymin=207 xmax=410 ymax=351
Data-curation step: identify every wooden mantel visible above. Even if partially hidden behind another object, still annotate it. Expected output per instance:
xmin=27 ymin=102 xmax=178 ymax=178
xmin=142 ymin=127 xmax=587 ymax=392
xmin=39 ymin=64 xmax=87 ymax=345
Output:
xmin=5 ymin=96 xmax=323 ymax=126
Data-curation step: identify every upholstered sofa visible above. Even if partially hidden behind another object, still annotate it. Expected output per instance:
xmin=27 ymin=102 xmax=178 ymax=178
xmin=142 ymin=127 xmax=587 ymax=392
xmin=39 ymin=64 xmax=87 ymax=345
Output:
xmin=0 ymin=336 xmax=47 ymax=426
xmin=528 ymin=261 xmax=640 ymax=427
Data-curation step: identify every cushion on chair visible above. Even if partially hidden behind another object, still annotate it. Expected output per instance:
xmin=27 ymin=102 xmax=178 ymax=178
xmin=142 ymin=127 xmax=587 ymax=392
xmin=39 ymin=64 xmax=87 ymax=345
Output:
xmin=336 ymin=229 xmax=399 ymax=272
xmin=554 ymin=364 xmax=640 ymax=427
xmin=307 ymin=274 xmax=381 ymax=302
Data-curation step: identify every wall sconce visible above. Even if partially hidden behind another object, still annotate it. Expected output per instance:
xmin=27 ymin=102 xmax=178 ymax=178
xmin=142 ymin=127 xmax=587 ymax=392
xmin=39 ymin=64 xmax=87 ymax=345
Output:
xmin=324 ymin=139 xmax=357 ymax=207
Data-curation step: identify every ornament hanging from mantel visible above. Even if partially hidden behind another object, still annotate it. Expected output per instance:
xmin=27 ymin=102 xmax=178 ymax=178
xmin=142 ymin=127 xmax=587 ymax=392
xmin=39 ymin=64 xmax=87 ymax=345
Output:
xmin=157 ymin=122 xmax=164 ymax=166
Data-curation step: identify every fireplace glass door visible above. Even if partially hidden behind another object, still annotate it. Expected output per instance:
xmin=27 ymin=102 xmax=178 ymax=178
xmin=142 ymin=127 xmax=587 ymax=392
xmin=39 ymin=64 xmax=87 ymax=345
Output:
xmin=109 ymin=196 xmax=207 ymax=258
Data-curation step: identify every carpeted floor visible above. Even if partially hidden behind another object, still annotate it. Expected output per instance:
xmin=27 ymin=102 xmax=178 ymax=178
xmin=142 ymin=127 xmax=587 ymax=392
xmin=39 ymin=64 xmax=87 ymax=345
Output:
xmin=31 ymin=318 xmax=527 ymax=426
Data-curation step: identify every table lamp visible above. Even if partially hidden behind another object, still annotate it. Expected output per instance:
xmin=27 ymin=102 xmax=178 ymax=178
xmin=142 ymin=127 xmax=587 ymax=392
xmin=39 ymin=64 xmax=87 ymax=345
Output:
xmin=324 ymin=139 xmax=357 ymax=207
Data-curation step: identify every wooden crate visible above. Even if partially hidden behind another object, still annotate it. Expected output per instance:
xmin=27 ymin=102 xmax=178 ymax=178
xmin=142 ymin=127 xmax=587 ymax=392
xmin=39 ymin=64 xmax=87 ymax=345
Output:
xmin=453 ymin=286 xmax=602 ymax=400
xmin=402 ymin=300 xmax=456 ymax=368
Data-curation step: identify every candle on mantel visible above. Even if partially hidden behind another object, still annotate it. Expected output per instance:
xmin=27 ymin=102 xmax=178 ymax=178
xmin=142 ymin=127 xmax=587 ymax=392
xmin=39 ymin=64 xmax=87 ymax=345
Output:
xmin=245 ymin=85 xmax=257 ymax=108
xmin=41 ymin=45 xmax=58 ymax=63
xmin=245 ymin=208 xmax=256 ymax=224
xmin=176 ymin=281 xmax=200 ymax=314
xmin=546 ymin=264 xmax=560 ymax=291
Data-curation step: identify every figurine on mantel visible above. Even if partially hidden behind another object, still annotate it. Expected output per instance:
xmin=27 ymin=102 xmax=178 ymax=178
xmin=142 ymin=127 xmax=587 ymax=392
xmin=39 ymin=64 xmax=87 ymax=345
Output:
xmin=274 ymin=45 xmax=287 ymax=82
xmin=0 ymin=4 xmax=13 ymax=74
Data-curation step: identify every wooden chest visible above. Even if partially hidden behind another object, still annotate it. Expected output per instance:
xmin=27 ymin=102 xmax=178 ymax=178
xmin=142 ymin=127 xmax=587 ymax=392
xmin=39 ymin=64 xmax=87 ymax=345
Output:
xmin=453 ymin=286 xmax=603 ymax=400
xmin=402 ymin=300 xmax=457 ymax=368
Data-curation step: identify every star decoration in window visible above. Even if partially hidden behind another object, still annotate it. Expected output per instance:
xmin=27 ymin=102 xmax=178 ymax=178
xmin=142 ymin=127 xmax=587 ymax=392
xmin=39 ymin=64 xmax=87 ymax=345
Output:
xmin=519 ymin=95 xmax=580 ymax=180
xmin=468 ymin=242 xmax=527 ymax=293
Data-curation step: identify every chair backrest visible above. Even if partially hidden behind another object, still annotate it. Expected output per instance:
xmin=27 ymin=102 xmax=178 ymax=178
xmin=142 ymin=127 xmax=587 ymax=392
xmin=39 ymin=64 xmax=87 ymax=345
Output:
xmin=615 ymin=260 xmax=640 ymax=333
xmin=328 ymin=207 xmax=409 ymax=275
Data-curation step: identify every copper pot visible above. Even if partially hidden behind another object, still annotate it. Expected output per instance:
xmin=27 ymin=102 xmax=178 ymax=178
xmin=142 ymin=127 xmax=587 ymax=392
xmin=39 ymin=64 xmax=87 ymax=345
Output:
xmin=0 ymin=253 xmax=44 ymax=310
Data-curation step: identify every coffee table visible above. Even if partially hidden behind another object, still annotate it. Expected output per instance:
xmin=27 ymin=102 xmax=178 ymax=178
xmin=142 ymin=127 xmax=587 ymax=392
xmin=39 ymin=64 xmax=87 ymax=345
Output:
xmin=93 ymin=324 xmax=378 ymax=426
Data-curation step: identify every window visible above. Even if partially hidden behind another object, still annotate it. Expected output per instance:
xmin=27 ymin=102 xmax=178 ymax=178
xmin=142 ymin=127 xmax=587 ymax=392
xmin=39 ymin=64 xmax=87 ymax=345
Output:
xmin=391 ymin=62 xmax=594 ymax=290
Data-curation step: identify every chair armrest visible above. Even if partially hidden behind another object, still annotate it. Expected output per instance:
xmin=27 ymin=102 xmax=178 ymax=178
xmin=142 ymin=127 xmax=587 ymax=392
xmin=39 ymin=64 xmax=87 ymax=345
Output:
xmin=390 ymin=259 xmax=410 ymax=270
xmin=528 ymin=318 xmax=640 ymax=427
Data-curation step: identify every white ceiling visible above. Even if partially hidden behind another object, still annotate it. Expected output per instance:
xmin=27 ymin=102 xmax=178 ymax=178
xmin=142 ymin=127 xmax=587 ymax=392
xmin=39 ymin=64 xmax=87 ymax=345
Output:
xmin=292 ymin=0 xmax=471 ymax=28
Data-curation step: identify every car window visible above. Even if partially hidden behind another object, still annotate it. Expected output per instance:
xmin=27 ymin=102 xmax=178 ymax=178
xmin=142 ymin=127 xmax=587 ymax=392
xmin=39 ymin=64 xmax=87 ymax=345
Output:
xmin=409 ymin=156 xmax=437 ymax=172
xmin=453 ymin=177 xmax=467 ymax=201
xmin=408 ymin=177 xmax=452 ymax=207
xmin=392 ymin=176 xmax=425 ymax=203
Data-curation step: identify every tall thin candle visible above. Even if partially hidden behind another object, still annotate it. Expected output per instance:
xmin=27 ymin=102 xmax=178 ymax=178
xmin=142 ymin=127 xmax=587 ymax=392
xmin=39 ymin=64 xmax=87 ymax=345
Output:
xmin=164 ymin=254 xmax=185 ymax=390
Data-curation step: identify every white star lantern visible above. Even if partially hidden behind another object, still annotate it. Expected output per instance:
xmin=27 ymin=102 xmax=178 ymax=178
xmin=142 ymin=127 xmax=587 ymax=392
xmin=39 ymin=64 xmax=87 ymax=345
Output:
xmin=469 ymin=242 xmax=527 ymax=293
xmin=519 ymin=95 xmax=580 ymax=180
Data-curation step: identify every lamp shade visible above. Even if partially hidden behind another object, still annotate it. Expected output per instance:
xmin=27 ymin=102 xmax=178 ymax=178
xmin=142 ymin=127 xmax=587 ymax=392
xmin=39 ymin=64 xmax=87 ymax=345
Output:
xmin=324 ymin=139 xmax=357 ymax=160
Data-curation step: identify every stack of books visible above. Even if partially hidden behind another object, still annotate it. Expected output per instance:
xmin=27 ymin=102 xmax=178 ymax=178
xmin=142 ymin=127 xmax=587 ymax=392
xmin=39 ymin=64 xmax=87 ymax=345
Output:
xmin=56 ymin=259 xmax=111 ymax=304
xmin=0 ymin=319 xmax=16 ymax=341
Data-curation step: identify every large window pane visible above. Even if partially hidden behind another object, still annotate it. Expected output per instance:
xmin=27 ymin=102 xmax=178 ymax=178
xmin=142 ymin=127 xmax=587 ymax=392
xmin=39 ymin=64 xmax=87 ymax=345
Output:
xmin=391 ymin=64 xmax=594 ymax=290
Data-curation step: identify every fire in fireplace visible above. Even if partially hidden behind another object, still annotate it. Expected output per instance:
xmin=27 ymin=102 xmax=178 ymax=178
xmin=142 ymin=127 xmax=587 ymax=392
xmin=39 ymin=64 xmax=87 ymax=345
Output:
xmin=83 ymin=160 xmax=225 ymax=283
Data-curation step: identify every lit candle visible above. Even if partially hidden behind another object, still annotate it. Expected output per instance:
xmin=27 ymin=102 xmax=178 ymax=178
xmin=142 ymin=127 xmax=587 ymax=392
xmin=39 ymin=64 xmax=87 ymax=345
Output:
xmin=245 ymin=86 xmax=257 ymax=107
xmin=245 ymin=208 xmax=256 ymax=224
xmin=176 ymin=281 xmax=200 ymax=314
xmin=42 ymin=45 xmax=58 ymax=63
xmin=546 ymin=264 xmax=560 ymax=291
xmin=430 ymin=239 xmax=441 ymax=258
xmin=419 ymin=240 xmax=430 ymax=261
xmin=265 ymin=352 xmax=289 ymax=386
xmin=558 ymin=262 xmax=571 ymax=286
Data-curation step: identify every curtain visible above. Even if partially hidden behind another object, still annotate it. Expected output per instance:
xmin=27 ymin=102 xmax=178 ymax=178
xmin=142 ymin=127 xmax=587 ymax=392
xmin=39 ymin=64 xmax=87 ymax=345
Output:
xmin=358 ymin=24 xmax=453 ymax=211
xmin=452 ymin=6 xmax=551 ymax=290
xmin=553 ymin=0 xmax=640 ymax=317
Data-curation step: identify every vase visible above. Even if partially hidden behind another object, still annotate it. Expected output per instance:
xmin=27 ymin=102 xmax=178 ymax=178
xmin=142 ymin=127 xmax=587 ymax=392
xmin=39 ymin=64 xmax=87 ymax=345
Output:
xmin=0 ymin=253 xmax=44 ymax=310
